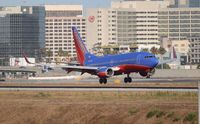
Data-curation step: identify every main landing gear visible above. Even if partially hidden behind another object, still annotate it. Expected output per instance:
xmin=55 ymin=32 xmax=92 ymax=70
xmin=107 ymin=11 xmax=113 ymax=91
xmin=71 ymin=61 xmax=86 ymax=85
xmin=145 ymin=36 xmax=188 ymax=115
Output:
xmin=99 ymin=78 xmax=107 ymax=84
xmin=99 ymin=74 xmax=133 ymax=84
xmin=124 ymin=74 xmax=132 ymax=83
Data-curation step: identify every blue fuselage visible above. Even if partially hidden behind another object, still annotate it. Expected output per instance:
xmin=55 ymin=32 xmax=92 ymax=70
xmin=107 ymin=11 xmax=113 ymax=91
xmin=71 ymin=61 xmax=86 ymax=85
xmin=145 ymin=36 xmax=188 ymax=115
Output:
xmin=84 ymin=52 xmax=158 ymax=70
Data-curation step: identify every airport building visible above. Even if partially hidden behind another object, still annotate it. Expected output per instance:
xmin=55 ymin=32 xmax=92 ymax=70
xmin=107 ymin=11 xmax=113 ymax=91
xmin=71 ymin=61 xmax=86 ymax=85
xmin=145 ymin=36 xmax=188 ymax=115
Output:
xmin=0 ymin=6 xmax=45 ymax=65
xmin=45 ymin=5 xmax=86 ymax=62
xmin=188 ymin=37 xmax=200 ymax=64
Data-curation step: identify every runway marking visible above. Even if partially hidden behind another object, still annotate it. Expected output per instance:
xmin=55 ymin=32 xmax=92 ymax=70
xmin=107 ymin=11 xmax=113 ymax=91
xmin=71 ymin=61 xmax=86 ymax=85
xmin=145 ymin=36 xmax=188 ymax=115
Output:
xmin=114 ymin=79 xmax=121 ymax=84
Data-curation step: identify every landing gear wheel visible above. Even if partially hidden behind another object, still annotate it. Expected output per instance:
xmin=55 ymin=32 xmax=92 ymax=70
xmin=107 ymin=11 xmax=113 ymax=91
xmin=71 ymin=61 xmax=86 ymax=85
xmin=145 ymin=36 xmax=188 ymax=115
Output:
xmin=124 ymin=77 xmax=128 ymax=83
xmin=128 ymin=77 xmax=132 ymax=83
xmin=124 ymin=75 xmax=132 ymax=83
xmin=99 ymin=78 xmax=103 ymax=84
xmin=103 ymin=78 xmax=107 ymax=84
xmin=99 ymin=78 xmax=107 ymax=84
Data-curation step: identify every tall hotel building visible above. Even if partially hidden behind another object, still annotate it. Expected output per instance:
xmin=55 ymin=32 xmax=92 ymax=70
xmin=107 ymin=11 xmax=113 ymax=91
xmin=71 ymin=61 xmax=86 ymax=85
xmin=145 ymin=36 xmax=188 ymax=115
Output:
xmin=188 ymin=37 xmax=200 ymax=64
xmin=45 ymin=5 xmax=86 ymax=61
xmin=87 ymin=0 xmax=200 ymax=59
xmin=86 ymin=1 xmax=170 ymax=50
xmin=0 ymin=6 xmax=45 ymax=65
xmin=158 ymin=8 xmax=200 ymax=41
xmin=158 ymin=8 xmax=200 ymax=64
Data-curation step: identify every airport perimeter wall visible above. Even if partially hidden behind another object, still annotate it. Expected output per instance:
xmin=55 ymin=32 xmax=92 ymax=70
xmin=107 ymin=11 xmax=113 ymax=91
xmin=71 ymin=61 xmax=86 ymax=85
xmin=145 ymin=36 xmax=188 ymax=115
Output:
xmin=151 ymin=69 xmax=200 ymax=78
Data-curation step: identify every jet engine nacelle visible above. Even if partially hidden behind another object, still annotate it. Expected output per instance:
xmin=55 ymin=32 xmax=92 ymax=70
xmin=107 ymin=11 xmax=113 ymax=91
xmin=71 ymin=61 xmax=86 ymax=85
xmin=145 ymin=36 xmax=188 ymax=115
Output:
xmin=139 ymin=69 xmax=155 ymax=77
xmin=97 ymin=67 xmax=114 ymax=77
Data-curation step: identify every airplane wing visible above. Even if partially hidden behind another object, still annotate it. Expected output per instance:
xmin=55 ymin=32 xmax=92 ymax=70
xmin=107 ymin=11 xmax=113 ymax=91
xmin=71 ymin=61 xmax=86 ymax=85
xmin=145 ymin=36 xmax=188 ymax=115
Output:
xmin=62 ymin=66 xmax=98 ymax=74
xmin=62 ymin=65 xmax=121 ymax=76
xmin=23 ymin=53 xmax=75 ymax=66
xmin=0 ymin=69 xmax=36 ymax=73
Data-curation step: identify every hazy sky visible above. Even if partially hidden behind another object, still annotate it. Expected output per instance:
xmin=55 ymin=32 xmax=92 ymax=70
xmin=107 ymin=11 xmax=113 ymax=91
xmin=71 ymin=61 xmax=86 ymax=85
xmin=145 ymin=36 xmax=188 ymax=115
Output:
xmin=0 ymin=0 xmax=113 ymax=8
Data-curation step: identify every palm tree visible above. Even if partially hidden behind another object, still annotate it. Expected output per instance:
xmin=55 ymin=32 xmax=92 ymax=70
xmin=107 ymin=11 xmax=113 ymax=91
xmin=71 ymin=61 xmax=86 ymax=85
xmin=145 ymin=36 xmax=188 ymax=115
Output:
xmin=46 ymin=49 xmax=53 ymax=63
xmin=103 ymin=48 xmax=112 ymax=55
xmin=158 ymin=47 xmax=166 ymax=69
xmin=39 ymin=48 xmax=46 ymax=62
xmin=63 ymin=51 xmax=70 ymax=63
xmin=40 ymin=48 xmax=46 ymax=57
xmin=57 ymin=49 xmax=71 ymax=63
xmin=63 ymin=51 xmax=69 ymax=57
xmin=130 ymin=49 xmax=136 ymax=53
xmin=158 ymin=47 xmax=166 ymax=55
xmin=57 ymin=48 xmax=65 ymax=57
xmin=150 ymin=47 xmax=159 ymax=55
xmin=141 ymin=48 xmax=149 ymax=52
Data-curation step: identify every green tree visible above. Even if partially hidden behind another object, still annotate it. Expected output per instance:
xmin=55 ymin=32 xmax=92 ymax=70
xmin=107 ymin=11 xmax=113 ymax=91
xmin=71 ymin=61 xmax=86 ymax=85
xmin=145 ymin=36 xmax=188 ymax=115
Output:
xmin=103 ymin=48 xmax=112 ymax=55
xmin=150 ymin=47 xmax=159 ymax=55
xmin=56 ymin=49 xmax=70 ymax=63
xmin=40 ymin=48 xmax=46 ymax=57
xmin=141 ymin=48 xmax=149 ymax=52
xmin=57 ymin=48 xmax=65 ymax=57
xmin=46 ymin=49 xmax=53 ymax=63
xmin=156 ymin=63 xmax=171 ymax=69
xmin=130 ymin=49 xmax=136 ymax=53
xmin=197 ymin=64 xmax=200 ymax=69
xmin=63 ymin=51 xmax=69 ymax=57
xmin=158 ymin=47 xmax=166 ymax=55
xmin=158 ymin=47 xmax=167 ymax=69
xmin=112 ymin=50 xmax=118 ymax=54
xmin=37 ymin=48 xmax=47 ymax=62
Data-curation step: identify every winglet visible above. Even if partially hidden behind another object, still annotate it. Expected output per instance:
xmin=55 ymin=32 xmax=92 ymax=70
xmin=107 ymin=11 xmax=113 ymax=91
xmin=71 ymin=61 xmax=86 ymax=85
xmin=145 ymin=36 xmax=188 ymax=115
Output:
xmin=170 ymin=47 xmax=177 ymax=60
xmin=23 ymin=53 xmax=34 ymax=64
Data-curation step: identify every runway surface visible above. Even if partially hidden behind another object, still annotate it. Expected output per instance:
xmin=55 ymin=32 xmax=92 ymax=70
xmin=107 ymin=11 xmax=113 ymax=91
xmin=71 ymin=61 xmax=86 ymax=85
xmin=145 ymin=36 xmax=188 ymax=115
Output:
xmin=0 ymin=85 xmax=198 ymax=92
xmin=2 ymin=77 xmax=200 ymax=84
xmin=0 ymin=77 xmax=199 ymax=92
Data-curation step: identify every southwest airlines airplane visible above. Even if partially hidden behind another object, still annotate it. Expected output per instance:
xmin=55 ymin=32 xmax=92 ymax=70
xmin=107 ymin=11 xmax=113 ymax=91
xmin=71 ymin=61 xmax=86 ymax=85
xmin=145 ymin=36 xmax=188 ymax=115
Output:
xmin=62 ymin=27 xmax=160 ymax=84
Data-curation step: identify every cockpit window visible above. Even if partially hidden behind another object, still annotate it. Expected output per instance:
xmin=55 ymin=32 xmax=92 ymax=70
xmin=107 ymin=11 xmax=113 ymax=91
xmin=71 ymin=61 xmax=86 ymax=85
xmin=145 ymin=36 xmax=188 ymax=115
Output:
xmin=145 ymin=56 xmax=155 ymax=58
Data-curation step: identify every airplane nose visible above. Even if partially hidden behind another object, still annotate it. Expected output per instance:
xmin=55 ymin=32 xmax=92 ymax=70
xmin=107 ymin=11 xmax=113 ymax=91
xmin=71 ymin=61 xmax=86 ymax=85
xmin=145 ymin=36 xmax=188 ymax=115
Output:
xmin=154 ymin=59 xmax=159 ymax=67
xmin=155 ymin=59 xmax=158 ymax=66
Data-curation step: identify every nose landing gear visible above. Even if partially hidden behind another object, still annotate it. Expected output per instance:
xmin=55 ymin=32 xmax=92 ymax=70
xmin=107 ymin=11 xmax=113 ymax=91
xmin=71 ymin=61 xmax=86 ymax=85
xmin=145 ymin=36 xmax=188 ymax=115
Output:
xmin=124 ymin=74 xmax=132 ymax=83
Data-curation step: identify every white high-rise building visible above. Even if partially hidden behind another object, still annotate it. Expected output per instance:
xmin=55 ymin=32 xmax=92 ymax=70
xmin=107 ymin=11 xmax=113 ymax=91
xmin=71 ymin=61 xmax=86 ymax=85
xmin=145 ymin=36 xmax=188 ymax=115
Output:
xmin=87 ymin=1 xmax=170 ymax=51
xmin=158 ymin=8 xmax=200 ymax=40
xmin=45 ymin=5 xmax=86 ymax=61
xmin=87 ymin=1 xmax=200 ymax=53
xmin=86 ymin=8 xmax=136 ymax=50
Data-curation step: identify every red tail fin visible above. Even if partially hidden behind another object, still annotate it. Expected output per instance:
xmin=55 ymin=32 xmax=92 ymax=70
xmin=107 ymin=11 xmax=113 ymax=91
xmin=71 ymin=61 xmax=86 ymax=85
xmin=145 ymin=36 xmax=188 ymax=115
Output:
xmin=23 ymin=53 xmax=34 ymax=64
xmin=72 ymin=27 xmax=88 ymax=65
